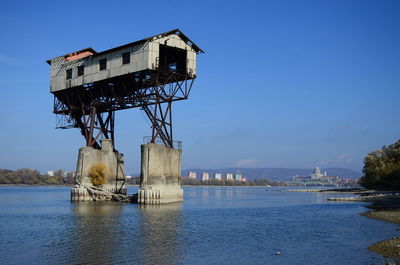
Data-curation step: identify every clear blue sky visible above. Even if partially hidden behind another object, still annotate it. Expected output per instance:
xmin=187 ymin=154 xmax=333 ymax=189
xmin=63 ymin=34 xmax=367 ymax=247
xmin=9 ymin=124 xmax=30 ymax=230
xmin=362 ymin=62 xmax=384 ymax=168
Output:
xmin=0 ymin=0 xmax=399 ymax=174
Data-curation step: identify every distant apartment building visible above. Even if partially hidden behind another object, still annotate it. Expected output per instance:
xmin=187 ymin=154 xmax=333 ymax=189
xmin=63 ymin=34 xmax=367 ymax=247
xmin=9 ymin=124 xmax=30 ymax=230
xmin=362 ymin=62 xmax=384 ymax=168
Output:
xmin=214 ymin=173 xmax=222 ymax=180
xmin=47 ymin=170 xmax=54 ymax=177
xmin=188 ymin=172 xmax=197 ymax=179
xmin=63 ymin=171 xmax=75 ymax=178
xmin=201 ymin=172 xmax=209 ymax=181
xmin=225 ymin=173 xmax=233 ymax=181
xmin=235 ymin=174 xmax=242 ymax=181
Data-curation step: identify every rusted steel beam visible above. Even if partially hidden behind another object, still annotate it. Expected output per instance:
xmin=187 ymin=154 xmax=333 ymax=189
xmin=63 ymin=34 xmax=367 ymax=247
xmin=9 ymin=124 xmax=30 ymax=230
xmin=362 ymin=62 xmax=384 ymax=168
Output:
xmin=53 ymin=70 xmax=192 ymax=149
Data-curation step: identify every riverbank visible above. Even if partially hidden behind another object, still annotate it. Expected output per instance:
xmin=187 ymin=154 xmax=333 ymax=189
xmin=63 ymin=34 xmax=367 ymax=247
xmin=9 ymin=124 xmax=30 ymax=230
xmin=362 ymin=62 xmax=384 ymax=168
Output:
xmin=360 ymin=194 xmax=400 ymax=262
xmin=328 ymin=194 xmax=400 ymax=202
xmin=362 ymin=211 xmax=400 ymax=225
xmin=286 ymin=188 xmax=390 ymax=193
xmin=283 ymin=188 xmax=365 ymax=193
xmin=292 ymin=187 xmax=400 ymax=262
xmin=362 ymin=210 xmax=400 ymax=263
xmin=326 ymin=190 xmax=400 ymax=263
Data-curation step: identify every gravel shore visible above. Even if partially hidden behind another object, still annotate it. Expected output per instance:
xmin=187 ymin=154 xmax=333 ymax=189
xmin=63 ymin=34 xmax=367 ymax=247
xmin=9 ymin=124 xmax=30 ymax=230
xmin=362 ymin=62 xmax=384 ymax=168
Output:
xmin=361 ymin=200 xmax=400 ymax=263
xmin=362 ymin=211 xmax=400 ymax=225
xmin=320 ymin=189 xmax=400 ymax=263
xmin=288 ymin=187 xmax=400 ymax=262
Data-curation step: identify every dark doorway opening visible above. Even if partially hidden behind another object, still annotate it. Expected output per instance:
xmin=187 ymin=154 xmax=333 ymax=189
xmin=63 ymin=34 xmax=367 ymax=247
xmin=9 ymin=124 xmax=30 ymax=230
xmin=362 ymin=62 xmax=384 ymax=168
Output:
xmin=159 ymin=44 xmax=187 ymax=74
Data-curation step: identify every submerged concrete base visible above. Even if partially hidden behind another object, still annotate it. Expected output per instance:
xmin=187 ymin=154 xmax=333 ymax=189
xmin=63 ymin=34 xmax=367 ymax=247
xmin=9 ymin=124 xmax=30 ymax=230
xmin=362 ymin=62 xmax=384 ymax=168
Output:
xmin=71 ymin=139 xmax=126 ymax=202
xmin=71 ymin=186 xmax=92 ymax=201
xmin=137 ymin=185 xmax=183 ymax=204
xmin=71 ymin=186 xmax=128 ymax=202
xmin=71 ymin=185 xmax=130 ymax=202
xmin=136 ymin=143 xmax=183 ymax=204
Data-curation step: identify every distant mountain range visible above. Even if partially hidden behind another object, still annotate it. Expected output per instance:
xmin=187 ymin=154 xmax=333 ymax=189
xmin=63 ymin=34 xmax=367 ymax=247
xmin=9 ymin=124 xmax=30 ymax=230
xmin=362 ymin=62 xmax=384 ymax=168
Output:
xmin=181 ymin=167 xmax=363 ymax=181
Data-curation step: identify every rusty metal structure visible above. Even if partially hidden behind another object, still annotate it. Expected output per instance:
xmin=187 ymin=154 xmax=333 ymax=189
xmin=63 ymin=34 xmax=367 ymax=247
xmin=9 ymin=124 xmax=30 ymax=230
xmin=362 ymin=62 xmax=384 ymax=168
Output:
xmin=47 ymin=29 xmax=203 ymax=149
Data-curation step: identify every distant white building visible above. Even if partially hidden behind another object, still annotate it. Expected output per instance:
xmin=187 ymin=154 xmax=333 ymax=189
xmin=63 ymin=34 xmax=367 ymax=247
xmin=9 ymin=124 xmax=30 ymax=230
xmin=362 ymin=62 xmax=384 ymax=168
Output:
xmin=235 ymin=174 xmax=242 ymax=181
xmin=201 ymin=172 xmax=209 ymax=181
xmin=310 ymin=167 xmax=324 ymax=179
xmin=188 ymin=172 xmax=197 ymax=179
xmin=63 ymin=171 xmax=75 ymax=178
xmin=225 ymin=173 xmax=233 ymax=181
xmin=214 ymin=173 xmax=222 ymax=180
xmin=125 ymin=175 xmax=133 ymax=179
xmin=47 ymin=170 xmax=54 ymax=177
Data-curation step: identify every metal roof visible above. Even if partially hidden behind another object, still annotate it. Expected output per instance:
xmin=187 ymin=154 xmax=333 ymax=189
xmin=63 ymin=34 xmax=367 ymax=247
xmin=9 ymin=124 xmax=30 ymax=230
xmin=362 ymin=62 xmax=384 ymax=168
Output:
xmin=46 ymin=48 xmax=97 ymax=65
xmin=46 ymin=29 xmax=204 ymax=65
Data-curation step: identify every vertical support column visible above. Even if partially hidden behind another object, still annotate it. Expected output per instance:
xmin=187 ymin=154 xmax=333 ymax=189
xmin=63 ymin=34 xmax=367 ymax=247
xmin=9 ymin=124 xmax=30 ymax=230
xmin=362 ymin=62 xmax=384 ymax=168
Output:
xmin=71 ymin=139 xmax=127 ymax=202
xmin=136 ymin=143 xmax=183 ymax=204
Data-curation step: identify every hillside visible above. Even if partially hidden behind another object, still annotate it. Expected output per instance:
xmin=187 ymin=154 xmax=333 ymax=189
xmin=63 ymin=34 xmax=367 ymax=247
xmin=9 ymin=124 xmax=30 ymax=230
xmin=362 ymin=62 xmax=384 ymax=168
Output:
xmin=181 ymin=167 xmax=362 ymax=181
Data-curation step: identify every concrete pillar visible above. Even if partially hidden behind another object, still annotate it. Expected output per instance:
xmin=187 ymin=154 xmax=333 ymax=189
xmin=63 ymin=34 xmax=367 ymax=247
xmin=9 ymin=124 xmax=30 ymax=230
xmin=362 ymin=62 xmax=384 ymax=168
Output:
xmin=71 ymin=139 xmax=126 ymax=202
xmin=136 ymin=143 xmax=183 ymax=204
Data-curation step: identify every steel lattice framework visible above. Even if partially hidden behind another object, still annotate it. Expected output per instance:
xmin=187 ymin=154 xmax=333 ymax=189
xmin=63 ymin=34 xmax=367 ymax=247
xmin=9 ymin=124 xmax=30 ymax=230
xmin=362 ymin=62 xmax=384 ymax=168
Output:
xmin=53 ymin=69 xmax=195 ymax=149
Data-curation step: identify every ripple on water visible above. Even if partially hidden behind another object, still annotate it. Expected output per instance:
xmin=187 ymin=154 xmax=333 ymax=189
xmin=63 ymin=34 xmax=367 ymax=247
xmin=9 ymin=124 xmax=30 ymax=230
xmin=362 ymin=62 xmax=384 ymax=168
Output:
xmin=0 ymin=186 xmax=395 ymax=265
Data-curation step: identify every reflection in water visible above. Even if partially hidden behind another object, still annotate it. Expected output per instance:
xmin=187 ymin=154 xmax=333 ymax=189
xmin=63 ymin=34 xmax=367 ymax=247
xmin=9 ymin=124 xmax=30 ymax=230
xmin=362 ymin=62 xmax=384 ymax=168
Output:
xmin=70 ymin=202 xmax=124 ymax=264
xmin=68 ymin=202 xmax=182 ymax=265
xmin=202 ymin=188 xmax=209 ymax=198
xmin=138 ymin=203 xmax=182 ymax=265
xmin=236 ymin=187 xmax=244 ymax=197
xmin=226 ymin=188 xmax=233 ymax=198
xmin=201 ymin=188 xmax=209 ymax=206
xmin=215 ymin=188 xmax=221 ymax=199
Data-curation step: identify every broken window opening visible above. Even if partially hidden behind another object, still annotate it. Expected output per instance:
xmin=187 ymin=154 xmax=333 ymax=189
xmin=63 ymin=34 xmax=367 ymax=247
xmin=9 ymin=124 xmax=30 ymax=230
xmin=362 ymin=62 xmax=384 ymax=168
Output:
xmin=99 ymin=58 xmax=107 ymax=71
xmin=122 ymin=52 xmax=130 ymax=64
xmin=66 ymin=68 xmax=72 ymax=79
xmin=78 ymin=65 xmax=84 ymax=76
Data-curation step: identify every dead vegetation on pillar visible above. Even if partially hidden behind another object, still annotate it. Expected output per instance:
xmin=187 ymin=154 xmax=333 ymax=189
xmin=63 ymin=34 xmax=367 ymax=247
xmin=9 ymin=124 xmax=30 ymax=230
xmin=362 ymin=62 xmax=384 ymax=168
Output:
xmin=88 ymin=163 xmax=108 ymax=186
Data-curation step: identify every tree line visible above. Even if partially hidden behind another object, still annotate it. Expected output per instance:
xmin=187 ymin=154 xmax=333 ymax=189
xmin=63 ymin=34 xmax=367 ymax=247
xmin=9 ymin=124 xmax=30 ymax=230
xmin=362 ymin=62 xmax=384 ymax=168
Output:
xmin=359 ymin=139 xmax=400 ymax=189
xmin=0 ymin=168 xmax=281 ymax=187
xmin=0 ymin=168 xmax=72 ymax=185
